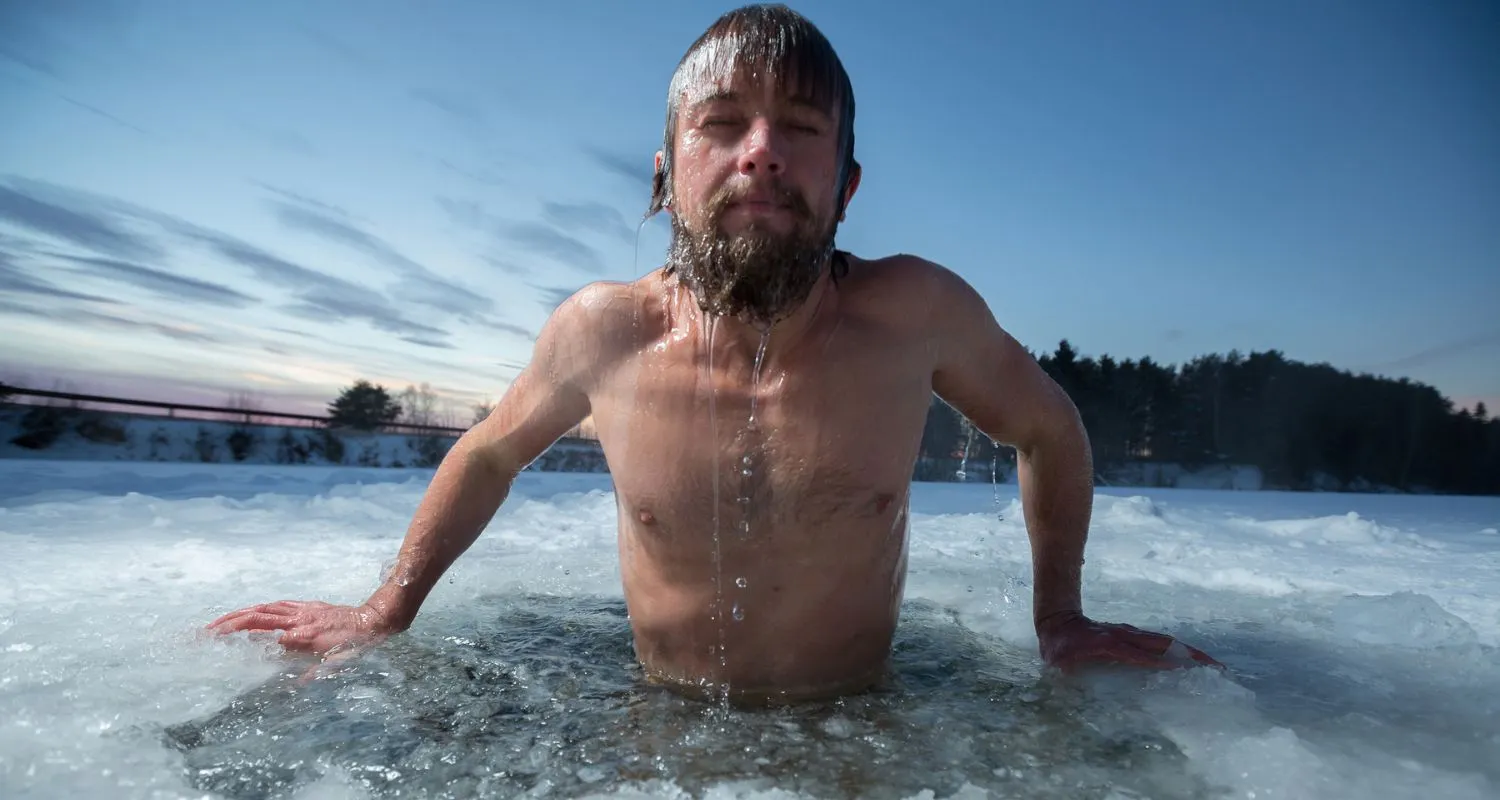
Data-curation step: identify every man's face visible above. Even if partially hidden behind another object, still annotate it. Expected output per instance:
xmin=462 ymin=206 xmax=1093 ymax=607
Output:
xmin=658 ymin=63 xmax=858 ymax=325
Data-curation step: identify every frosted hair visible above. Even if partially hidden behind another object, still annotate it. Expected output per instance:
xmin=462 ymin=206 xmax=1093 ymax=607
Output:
xmin=646 ymin=4 xmax=858 ymax=221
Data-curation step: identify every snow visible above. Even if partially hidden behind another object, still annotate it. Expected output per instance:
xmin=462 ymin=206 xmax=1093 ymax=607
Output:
xmin=1 ymin=460 xmax=1498 ymax=799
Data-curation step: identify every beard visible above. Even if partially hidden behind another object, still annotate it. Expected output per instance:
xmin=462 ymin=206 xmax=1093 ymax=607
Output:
xmin=665 ymin=178 xmax=836 ymax=327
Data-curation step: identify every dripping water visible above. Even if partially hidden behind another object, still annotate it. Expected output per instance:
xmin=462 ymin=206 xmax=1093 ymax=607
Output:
xmin=990 ymin=438 xmax=1005 ymax=523
xmin=704 ymin=315 xmax=729 ymax=706
xmin=955 ymin=423 xmax=976 ymax=481
xmin=730 ymin=329 xmax=771 ymax=620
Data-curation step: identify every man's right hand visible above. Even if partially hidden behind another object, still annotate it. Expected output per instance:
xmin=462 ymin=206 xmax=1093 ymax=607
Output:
xmin=205 ymin=600 xmax=398 ymax=656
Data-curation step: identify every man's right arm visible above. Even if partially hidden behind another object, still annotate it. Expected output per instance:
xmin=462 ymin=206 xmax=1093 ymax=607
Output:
xmin=207 ymin=285 xmax=608 ymax=651
xmin=362 ymin=289 xmax=601 ymax=631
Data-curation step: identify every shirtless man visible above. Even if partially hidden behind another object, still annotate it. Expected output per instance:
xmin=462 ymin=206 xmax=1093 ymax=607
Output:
xmin=208 ymin=4 xmax=1219 ymax=703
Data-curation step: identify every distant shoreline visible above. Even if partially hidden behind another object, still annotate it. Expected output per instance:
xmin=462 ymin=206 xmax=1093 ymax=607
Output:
xmin=2 ymin=402 xmax=1463 ymax=496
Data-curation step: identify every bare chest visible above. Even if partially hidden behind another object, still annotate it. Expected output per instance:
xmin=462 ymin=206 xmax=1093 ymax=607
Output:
xmin=591 ymin=333 xmax=933 ymax=540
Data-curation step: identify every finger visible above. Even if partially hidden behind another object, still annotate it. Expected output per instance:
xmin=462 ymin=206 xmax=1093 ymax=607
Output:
xmin=1060 ymin=640 xmax=1185 ymax=673
xmin=1120 ymin=629 xmax=1223 ymax=668
xmin=276 ymin=627 xmax=319 ymax=652
xmin=206 ymin=603 xmax=296 ymax=630
xmin=1102 ymin=625 xmax=1174 ymax=652
xmin=210 ymin=612 xmax=296 ymax=635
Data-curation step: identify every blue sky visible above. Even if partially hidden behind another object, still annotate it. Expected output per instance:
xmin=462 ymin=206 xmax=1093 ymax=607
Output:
xmin=2 ymin=0 xmax=1496 ymax=419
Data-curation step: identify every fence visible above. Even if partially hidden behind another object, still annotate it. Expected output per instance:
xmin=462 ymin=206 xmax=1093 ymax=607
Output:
xmin=0 ymin=386 xmax=594 ymax=440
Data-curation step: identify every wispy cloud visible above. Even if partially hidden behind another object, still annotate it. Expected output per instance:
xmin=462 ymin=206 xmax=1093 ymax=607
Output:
xmin=501 ymin=221 xmax=605 ymax=275
xmin=399 ymin=335 xmax=456 ymax=350
xmin=241 ymin=126 xmax=320 ymax=159
xmin=584 ymin=145 xmax=653 ymax=192
xmin=0 ymin=297 xmax=221 ymax=344
xmin=270 ymin=200 xmax=422 ymax=272
xmin=436 ymin=158 xmax=504 ymax=188
xmin=58 ymin=95 xmax=151 ymax=137
xmin=255 ymin=183 xmax=347 ymax=217
xmin=0 ymin=180 xmax=162 ymax=260
xmin=1363 ymin=331 xmax=1500 ymax=372
xmin=542 ymin=200 xmax=636 ymax=243
xmin=296 ymin=25 xmax=384 ymax=71
xmin=481 ymin=254 xmax=530 ymax=277
xmin=531 ymin=284 xmax=577 ymax=313
xmin=479 ymin=318 xmax=535 ymax=340
xmin=1 ymin=177 xmax=447 ymax=340
xmin=410 ymin=87 xmax=491 ymax=138
xmin=175 ymin=222 xmax=455 ymax=343
xmin=436 ymin=196 xmax=489 ymax=231
xmin=52 ymin=253 xmax=259 ymax=308
xmin=264 ymin=187 xmax=499 ymax=321
xmin=281 ymin=287 xmax=450 ymax=340
xmin=0 ymin=254 xmax=119 ymax=304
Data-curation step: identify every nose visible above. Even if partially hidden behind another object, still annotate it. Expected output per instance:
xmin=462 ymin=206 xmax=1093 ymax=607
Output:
xmin=735 ymin=117 xmax=785 ymax=176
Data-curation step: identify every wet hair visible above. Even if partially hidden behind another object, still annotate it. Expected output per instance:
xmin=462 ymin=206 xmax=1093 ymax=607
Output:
xmin=647 ymin=4 xmax=858 ymax=227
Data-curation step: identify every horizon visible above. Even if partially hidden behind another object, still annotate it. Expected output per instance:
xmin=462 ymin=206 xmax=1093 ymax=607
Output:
xmin=2 ymin=0 xmax=1497 ymax=418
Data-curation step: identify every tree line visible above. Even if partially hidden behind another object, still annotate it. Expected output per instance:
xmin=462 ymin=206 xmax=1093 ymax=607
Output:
xmin=920 ymin=341 xmax=1498 ymax=495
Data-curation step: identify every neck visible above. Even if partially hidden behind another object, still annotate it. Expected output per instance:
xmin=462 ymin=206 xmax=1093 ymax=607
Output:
xmin=672 ymin=266 xmax=835 ymax=367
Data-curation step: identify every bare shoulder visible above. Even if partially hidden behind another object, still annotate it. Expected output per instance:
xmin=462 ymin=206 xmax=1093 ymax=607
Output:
xmin=838 ymin=252 xmax=993 ymax=331
xmin=538 ymin=274 xmax=665 ymax=353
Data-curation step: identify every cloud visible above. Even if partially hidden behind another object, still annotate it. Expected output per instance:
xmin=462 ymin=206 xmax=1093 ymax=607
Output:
xmin=57 ymin=95 xmax=151 ymax=137
xmin=296 ymin=25 xmax=383 ymax=71
xmin=0 ymin=297 xmax=220 ymax=344
xmin=0 ymin=180 xmax=162 ymax=260
xmin=436 ymin=158 xmax=505 ymax=188
xmin=270 ymin=201 xmax=424 ymax=272
xmin=0 ymin=176 xmax=460 ymax=346
xmin=1363 ymin=331 xmax=1500 ymax=372
xmin=242 ymin=126 xmax=320 ymax=159
xmin=52 ymin=254 xmax=259 ymax=308
xmin=410 ymin=87 xmax=490 ymax=136
xmin=255 ymin=183 xmax=348 ymax=218
xmin=542 ymin=201 xmax=636 ymax=243
xmin=178 ymin=225 xmax=453 ymax=343
xmin=265 ymin=188 xmax=498 ymax=321
xmin=584 ymin=146 xmax=654 ymax=191
xmin=436 ymin=196 xmax=489 ymax=231
xmin=501 ymin=221 xmax=605 ymax=275
xmin=531 ymin=285 xmax=577 ymax=314
xmin=400 ymin=335 xmax=457 ymax=350
xmin=0 ymin=252 xmax=120 ymax=304
xmin=479 ymin=318 xmax=534 ymax=340
xmin=282 ymin=283 xmax=451 ymax=340
xmin=481 ymin=254 xmax=530 ymax=277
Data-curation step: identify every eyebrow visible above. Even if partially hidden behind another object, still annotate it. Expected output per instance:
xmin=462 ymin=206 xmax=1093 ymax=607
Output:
xmin=687 ymin=89 xmax=832 ymax=119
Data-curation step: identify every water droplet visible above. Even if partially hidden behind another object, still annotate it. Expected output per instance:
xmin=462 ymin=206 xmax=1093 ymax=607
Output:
xmin=741 ymin=468 xmax=752 ymax=477
xmin=731 ymin=603 xmax=744 ymax=621
xmin=735 ymin=576 xmax=748 ymax=588
xmin=737 ymin=520 xmax=750 ymax=534
xmin=742 ymin=455 xmax=752 ymax=466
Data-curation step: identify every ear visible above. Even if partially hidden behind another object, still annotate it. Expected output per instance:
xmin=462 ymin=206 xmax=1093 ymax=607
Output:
xmin=653 ymin=150 xmax=669 ymax=210
xmin=839 ymin=160 xmax=863 ymax=221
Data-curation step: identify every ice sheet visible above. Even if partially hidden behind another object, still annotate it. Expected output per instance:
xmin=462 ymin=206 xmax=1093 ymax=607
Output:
xmin=1 ymin=461 xmax=1497 ymax=798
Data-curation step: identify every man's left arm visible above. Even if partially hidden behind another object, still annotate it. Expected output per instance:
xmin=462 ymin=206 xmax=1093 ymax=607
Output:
xmin=923 ymin=262 xmax=1221 ymax=672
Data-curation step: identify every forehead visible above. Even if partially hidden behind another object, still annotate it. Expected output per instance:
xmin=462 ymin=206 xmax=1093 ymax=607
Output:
xmin=669 ymin=33 xmax=843 ymax=117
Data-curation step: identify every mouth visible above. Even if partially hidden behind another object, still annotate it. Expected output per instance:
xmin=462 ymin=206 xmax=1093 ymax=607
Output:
xmin=726 ymin=198 xmax=794 ymax=216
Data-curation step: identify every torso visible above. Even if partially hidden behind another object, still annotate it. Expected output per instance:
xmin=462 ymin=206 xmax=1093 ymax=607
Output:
xmin=584 ymin=255 xmax=944 ymax=703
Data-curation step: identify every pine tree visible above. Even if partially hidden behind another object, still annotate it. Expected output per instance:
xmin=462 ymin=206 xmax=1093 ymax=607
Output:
xmin=327 ymin=380 xmax=402 ymax=431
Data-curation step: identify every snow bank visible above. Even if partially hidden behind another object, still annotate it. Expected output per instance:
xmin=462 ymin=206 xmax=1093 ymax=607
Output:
xmin=1 ymin=463 xmax=1497 ymax=798
xmin=0 ymin=404 xmax=605 ymax=472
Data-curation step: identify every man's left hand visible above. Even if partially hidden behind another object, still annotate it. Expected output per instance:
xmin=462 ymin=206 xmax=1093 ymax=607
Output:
xmin=1036 ymin=611 xmax=1223 ymax=673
